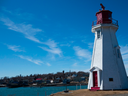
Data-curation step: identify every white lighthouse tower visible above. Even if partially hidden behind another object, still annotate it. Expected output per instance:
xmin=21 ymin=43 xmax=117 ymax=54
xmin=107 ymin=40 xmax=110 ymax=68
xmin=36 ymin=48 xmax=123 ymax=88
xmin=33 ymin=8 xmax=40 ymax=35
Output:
xmin=88 ymin=4 xmax=128 ymax=90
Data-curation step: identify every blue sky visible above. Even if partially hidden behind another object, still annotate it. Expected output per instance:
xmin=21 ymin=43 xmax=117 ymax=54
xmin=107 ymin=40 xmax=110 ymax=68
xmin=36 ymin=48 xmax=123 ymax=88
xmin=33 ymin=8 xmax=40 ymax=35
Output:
xmin=0 ymin=0 xmax=128 ymax=78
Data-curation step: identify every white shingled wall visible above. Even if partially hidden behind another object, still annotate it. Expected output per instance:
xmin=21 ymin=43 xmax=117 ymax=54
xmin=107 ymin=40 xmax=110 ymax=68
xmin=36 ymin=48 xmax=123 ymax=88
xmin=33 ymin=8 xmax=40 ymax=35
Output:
xmin=88 ymin=24 xmax=128 ymax=90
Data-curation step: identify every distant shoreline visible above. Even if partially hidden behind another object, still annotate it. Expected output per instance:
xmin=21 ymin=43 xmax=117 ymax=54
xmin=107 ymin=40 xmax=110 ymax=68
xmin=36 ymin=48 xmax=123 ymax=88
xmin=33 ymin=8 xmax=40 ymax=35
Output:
xmin=0 ymin=83 xmax=88 ymax=88
xmin=30 ymin=83 xmax=88 ymax=87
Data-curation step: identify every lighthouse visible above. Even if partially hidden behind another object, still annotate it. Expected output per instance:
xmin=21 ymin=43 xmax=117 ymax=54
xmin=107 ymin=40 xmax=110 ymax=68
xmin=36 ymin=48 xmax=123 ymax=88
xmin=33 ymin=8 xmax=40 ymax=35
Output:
xmin=88 ymin=4 xmax=128 ymax=90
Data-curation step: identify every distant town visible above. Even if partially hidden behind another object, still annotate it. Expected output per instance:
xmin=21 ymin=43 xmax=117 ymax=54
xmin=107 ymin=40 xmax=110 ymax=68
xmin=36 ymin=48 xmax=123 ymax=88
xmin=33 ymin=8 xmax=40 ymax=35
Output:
xmin=0 ymin=71 xmax=89 ymax=88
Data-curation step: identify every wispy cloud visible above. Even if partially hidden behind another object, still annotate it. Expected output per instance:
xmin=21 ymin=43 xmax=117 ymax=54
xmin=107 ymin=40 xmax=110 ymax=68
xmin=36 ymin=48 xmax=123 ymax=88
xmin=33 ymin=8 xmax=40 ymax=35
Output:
xmin=125 ymin=64 xmax=128 ymax=69
xmin=2 ymin=7 xmax=34 ymax=20
xmin=70 ymin=68 xmax=89 ymax=72
xmin=60 ymin=43 xmax=70 ymax=47
xmin=46 ymin=53 xmax=56 ymax=60
xmin=88 ymin=43 xmax=93 ymax=49
xmin=5 ymin=44 xmax=25 ymax=52
xmin=121 ymin=45 xmax=128 ymax=55
xmin=73 ymin=46 xmax=91 ymax=61
xmin=0 ymin=12 xmax=62 ymax=57
xmin=121 ymin=45 xmax=128 ymax=61
xmin=70 ymin=41 xmax=75 ymax=43
xmin=120 ymin=45 xmax=128 ymax=74
xmin=17 ymin=55 xmax=43 ymax=65
xmin=2 ymin=7 xmax=12 ymax=14
xmin=81 ymin=40 xmax=86 ymax=44
xmin=0 ymin=17 xmax=42 ymax=43
xmin=84 ymin=68 xmax=90 ymax=72
xmin=46 ymin=63 xmax=51 ymax=66
xmin=72 ymin=63 xmax=77 ymax=67
xmin=122 ymin=54 xmax=128 ymax=60
xmin=39 ymin=39 xmax=62 ymax=56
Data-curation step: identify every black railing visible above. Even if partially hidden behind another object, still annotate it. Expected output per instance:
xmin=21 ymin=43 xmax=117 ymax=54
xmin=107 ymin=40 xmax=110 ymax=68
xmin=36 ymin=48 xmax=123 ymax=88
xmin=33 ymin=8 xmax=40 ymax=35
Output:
xmin=92 ymin=18 xmax=118 ymax=26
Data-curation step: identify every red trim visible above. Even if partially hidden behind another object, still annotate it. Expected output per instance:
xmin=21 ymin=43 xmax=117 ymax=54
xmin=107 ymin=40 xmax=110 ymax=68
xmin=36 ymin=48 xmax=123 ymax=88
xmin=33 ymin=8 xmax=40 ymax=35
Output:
xmin=91 ymin=87 xmax=100 ymax=91
xmin=36 ymin=78 xmax=42 ymax=80
xmin=96 ymin=10 xmax=112 ymax=24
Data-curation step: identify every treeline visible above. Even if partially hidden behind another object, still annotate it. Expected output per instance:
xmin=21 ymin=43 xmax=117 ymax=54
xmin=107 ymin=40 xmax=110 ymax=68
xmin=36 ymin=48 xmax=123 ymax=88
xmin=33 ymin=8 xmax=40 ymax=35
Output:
xmin=0 ymin=71 xmax=89 ymax=84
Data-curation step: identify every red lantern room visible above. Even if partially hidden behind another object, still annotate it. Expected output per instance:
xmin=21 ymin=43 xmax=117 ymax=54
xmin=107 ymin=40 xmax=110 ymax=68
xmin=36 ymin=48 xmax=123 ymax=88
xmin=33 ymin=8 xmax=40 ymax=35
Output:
xmin=96 ymin=10 xmax=112 ymax=24
xmin=92 ymin=4 xmax=118 ymax=26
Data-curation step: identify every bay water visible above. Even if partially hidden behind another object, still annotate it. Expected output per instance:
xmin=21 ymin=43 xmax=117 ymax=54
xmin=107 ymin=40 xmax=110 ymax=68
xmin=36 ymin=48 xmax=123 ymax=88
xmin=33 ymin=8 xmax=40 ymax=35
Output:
xmin=0 ymin=85 xmax=87 ymax=96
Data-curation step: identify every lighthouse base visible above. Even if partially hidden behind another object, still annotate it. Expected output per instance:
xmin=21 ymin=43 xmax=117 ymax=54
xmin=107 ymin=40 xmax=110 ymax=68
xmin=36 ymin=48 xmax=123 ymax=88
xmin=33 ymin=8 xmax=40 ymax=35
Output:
xmin=91 ymin=87 xmax=100 ymax=91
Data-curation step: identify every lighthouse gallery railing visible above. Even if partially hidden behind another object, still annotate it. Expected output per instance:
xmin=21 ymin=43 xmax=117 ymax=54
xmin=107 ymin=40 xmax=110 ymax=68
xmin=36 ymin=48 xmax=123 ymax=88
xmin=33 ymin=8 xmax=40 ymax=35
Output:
xmin=92 ymin=18 xmax=118 ymax=26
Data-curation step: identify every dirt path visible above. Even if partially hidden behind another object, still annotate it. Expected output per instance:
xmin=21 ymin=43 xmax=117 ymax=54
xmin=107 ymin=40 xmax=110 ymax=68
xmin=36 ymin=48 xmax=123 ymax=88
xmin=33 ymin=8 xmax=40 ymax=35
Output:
xmin=50 ymin=89 xmax=128 ymax=96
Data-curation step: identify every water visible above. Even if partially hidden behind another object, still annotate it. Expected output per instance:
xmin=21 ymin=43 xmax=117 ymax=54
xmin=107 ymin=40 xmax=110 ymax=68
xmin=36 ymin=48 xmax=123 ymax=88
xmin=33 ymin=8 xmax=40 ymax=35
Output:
xmin=0 ymin=85 xmax=87 ymax=96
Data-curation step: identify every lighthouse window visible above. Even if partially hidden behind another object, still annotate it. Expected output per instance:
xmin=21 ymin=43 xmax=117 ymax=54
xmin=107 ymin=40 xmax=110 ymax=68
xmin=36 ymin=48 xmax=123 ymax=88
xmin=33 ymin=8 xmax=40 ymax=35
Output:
xmin=109 ymin=78 xmax=113 ymax=81
xmin=117 ymin=49 xmax=120 ymax=58
xmin=97 ymin=30 xmax=101 ymax=39
xmin=108 ymin=14 xmax=111 ymax=19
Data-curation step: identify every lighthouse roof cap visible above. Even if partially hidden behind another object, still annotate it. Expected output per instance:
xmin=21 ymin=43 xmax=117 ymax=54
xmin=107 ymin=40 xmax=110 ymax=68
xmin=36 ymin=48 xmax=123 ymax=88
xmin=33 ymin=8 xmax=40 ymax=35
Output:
xmin=96 ymin=4 xmax=112 ymax=15
xmin=96 ymin=10 xmax=112 ymax=15
xmin=96 ymin=10 xmax=112 ymax=16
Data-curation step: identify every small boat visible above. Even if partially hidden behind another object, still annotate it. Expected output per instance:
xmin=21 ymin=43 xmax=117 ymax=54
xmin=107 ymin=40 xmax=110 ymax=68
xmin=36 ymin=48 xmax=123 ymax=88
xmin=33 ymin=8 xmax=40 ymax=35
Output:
xmin=0 ymin=84 xmax=6 ymax=87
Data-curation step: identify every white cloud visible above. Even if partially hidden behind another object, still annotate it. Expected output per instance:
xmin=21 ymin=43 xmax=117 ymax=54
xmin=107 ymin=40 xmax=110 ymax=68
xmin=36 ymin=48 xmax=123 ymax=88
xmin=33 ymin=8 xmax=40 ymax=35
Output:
xmin=2 ymin=7 xmax=12 ymax=14
xmin=43 ymin=39 xmax=58 ymax=48
xmin=0 ymin=17 xmax=42 ymax=43
xmin=2 ymin=7 xmax=34 ymax=20
xmin=122 ymin=54 xmax=128 ymax=60
xmin=46 ymin=63 xmax=51 ymax=66
xmin=60 ymin=43 xmax=70 ymax=47
xmin=88 ymin=43 xmax=93 ymax=49
xmin=0 ymin=10 xmax=63 ymax=57
xmin=5 ymin=44 xmax=25 ymax=52
xmin=0 ymin=17 xmax=63 ymax=57
xmin=70 ymin=69 xmax=89 ymax=72
xmin=39 ymin=39 xmax=62 ymax=56
xmin=73 ymin=46 xmax=91 ymax=61
xmin=17 ymin=55 xmax=43 ymax=65
xmin=120 ymin=45 xmax=128 ymax=75
xmin=72 ymin=63 xmax=77 ymax=67
xmin=125 ymin=64 xmax=128 ymax=69
xmin=120 ymin=45 xmax=128 ymax=55
xmin=124 ymin=64 xmax=128 ymax=75
xmin=84 ymin=68 xmax=90 ymax=72
xmin=70 ymin=69 xmax=80 ymax=72
xmin=70 ymin=41 xmax=75 ymax=43
xmin=81 ymin=40 xmax=86 ymax=44
xmin=39 ymin=46 xmax=62 ymax=56
xmin=121 ymin=45 xmax=128 ymax=61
